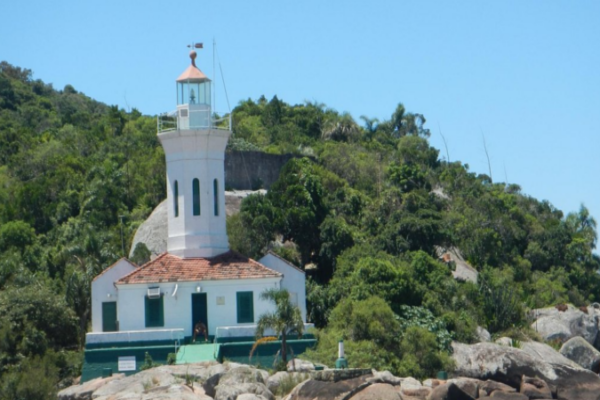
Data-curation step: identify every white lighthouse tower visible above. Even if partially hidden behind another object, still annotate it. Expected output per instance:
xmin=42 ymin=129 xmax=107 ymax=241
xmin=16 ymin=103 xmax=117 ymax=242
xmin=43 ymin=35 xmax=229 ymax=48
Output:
xmin=158 ymin=49 xmax=230 ymax=258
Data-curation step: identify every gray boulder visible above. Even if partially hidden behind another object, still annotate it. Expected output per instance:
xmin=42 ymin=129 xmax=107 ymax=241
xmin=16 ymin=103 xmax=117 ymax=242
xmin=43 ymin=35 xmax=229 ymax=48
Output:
xmin=129 ymin=199 xmax=168 ymax=259
xmin=399 ymin=376 xmax=422 ymax=390
xmin=349 ymin=383 xmax=401 ymax=400
xmin=480 ymin=393 xmax=528 ymax=400
xmin=447 ymin=377 xmax=480 ymax=398
xmin=520 ymin=340 xmax=580 ymax=368
xmin=90 ymin=367 xmax=178 ymax=399
xmin=129 ymin=191 xmax=266 ymax=258
xmin=266 ymin=371 xmax=310 ymax=394
xmin=284 ymin=375 xmax=371 ymax=400
xmin=477 ymin=326 xmax=491 ymax=342
xmin=139 ymin=383 xmax=208 ymax=400
xmin=452 ymin=341 xmax=600 ymax=400
xmin=218 ymin=365 xmax=266 ymax=386
xmin=435 ymin=246 xmax=479 ymax=283
xmin=287 ymin=358 xmax=315 ymax=372
xmin=560 ymin=336 xmax=600 ymax=371
xmin=57 ymin=374 xmax=125 ymax=400
xmin=202 ymin=371 xmax=225 ymax=398
xmin=428 ymin=383 xmax=474 ymax=400
xmin=59 ymin=363 xmax=279 ymax=400
xmin=237 ymin=394 xmax=269 ymax=400
xmin=367 ymin=370 xmax=402 ymax=386
xmin=495 ymin=337 xmax=513 ymax=347
xmin=214 ymin=382 xmax=274 ymax=400
xmin=530 ymin=304 xmax=600 ymax=345
xmin=400 ymin=386 xmax=431 ymax=400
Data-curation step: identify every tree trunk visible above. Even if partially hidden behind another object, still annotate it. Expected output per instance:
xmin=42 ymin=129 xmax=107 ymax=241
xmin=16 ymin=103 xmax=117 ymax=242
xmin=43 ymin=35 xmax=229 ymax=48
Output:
xmin=281 ymin=332 xmax=287 ymax=363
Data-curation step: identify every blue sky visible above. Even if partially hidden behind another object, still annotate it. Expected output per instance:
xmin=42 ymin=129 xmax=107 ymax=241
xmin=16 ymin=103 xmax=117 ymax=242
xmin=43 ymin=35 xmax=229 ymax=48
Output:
xmin=1 ymin=1 xmax=599 ymax=239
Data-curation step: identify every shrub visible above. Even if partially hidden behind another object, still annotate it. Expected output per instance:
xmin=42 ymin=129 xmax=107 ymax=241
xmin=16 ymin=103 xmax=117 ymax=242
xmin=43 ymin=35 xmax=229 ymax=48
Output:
xmin=0 ymin=355 xmax=58 ymax=400
xmin=276 ymin=373 xmax=310 ymax=397
xmin=397 ymin=326 xmax=455 ymax=380
xmin=140 ymin=352 xmax=161 ymax=370
xmin=329 ymin=297 xmax=401 ymax=349
xmin=396 ymin=305 xmax=453 ymax=351
xmin=480 ymin=281 xmax=524 ymax=333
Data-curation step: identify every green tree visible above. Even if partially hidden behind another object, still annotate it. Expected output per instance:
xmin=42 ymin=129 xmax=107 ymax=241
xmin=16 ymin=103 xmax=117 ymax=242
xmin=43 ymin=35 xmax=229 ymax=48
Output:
xmin=0 ymin=355 xmax=59 ymax=400
xmin=237 ymin=193 xmax=278 ymax=259
xmin=255 ymin=288 xmax=304 ymax=363
xmin=268 ymin=158 xmax=328 ymax=266
xmin=305 ymin=297 xmax=402 ymax=372
xmin=397 ymin=326 xmax=454 ymax=380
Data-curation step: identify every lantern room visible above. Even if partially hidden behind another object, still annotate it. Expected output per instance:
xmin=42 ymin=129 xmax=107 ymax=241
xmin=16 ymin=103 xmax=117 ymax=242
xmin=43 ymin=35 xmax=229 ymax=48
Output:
xmin=175 ymin=50 xmax=212 ymax=129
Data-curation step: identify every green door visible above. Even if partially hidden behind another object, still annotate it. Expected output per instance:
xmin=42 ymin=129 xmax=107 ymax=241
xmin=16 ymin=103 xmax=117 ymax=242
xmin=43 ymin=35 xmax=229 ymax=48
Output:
xmin=102 ymin=301 xmax=118 ymax=332
xmin=191 ymin=293 xmax=208 ymax=337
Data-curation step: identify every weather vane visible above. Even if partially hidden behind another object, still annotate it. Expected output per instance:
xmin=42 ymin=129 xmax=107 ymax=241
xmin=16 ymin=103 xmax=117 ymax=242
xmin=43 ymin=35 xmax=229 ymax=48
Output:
xmin=187 ymin=43 xmax=203 ymax=67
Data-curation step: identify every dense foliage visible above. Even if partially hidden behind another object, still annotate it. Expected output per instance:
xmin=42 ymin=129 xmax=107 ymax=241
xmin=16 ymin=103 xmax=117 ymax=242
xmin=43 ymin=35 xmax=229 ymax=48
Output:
xmin=228 ymin=94 xmax=600 ymax=375
xmin=0 ymin=62 xmax=165 ymax=396
xmin=0 ymin=62 xmax=598 ymax=388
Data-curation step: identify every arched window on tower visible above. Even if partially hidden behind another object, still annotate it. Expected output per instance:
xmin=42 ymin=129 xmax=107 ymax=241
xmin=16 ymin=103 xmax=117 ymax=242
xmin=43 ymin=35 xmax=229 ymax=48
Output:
xmin=173 ymin=181 xmax=179 ymax=217
xmin=213 ymin=179 xmax=219 ymax=216
xmin=193 ymin=178 xmax=200 ymax=216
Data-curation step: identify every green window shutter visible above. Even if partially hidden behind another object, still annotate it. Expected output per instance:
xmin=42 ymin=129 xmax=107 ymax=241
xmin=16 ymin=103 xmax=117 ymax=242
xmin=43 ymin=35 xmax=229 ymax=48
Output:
xmin=102 ymin=301 xmax=118 ymax=332
xmin=236 ymin=291 xmax=254 ymax=323
xmin=193 ymin=178 xmax=201 ymax=216
xmin=173 ymin=181 xmax=179 ymax=217
xmin=213 ymin=179 xmax=219 ymax=216
xmin=157 ymin=295 xmax=164 ymax=326
xmin=145 ymin=295 xmax=164 ymax=328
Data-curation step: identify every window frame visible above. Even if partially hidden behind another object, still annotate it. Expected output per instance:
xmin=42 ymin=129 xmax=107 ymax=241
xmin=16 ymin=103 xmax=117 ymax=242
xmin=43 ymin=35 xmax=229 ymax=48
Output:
xmin=213 ymin=179 xmax=219 ymax=216
xmin=236 ymin=291 xmax=254 ymax=324
xmin=145 ymin=294 xmax=164 ymax=328
xmin=192 ymin=178 xmax=201 ymax=216
xmin=173 ymin=180 xmax=179 ymax=218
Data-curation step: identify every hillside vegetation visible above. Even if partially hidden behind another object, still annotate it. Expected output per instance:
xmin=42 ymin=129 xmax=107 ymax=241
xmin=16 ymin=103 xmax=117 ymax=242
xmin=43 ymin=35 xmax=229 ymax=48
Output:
xmin=0 ymin=62 xmax=598 ymax=396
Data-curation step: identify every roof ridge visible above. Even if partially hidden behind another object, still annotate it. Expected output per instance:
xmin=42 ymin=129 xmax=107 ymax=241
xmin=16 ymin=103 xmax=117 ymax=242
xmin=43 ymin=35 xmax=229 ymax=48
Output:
xmin=264 ymin=250 xmax=305 ymax=274
xmin=117 ymin=252 xmax=169 ymax=282
xmin=115 ymin=251 xmax=282 ymax=285
xmin=92 ymin=258 xmax=138 ymax=282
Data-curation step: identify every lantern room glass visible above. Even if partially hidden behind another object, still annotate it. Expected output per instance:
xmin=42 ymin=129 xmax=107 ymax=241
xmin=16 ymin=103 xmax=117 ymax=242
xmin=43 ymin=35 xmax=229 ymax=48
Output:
xmin=177 ymin=80 xmax=211 ymax=106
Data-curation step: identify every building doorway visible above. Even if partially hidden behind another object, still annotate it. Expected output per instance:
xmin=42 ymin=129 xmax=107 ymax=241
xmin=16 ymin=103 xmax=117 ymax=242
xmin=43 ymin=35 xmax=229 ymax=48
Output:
xmin=191 ymin=293 xmax=208 ymax=340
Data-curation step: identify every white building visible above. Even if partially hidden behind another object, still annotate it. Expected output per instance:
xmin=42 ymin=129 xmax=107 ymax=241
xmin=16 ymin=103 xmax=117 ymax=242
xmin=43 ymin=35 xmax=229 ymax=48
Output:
xmin=87 ymin=50 xmax=307 ymax=346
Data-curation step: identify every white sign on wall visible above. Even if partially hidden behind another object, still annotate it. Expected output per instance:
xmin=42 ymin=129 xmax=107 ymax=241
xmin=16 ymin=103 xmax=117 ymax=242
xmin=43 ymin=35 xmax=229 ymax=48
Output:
xmin=216 ymin=296 xmax=225 ymax=305
xmin=118 ymin=356 xmax=136 ymax=371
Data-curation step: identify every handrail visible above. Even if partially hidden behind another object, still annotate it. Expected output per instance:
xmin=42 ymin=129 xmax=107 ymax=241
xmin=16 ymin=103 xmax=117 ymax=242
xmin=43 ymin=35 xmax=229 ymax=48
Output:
xmin=157 ymin=109 xmax=232 ymax=133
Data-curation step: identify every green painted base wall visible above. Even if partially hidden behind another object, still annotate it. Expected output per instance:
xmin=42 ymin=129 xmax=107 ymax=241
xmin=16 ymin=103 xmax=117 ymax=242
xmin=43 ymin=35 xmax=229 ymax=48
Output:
xmin=81 ymin=343 xmax=176 ymax=383
xmin=81 ymin=337 xmax=317 ymax=382
xmin=218 ymin=339 xmax=317 ymax=369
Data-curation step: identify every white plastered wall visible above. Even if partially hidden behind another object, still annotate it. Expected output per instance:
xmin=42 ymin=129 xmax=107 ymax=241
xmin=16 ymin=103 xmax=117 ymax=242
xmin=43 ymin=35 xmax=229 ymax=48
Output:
xmin=159 ymin=128 xmax=231 ymax=258
xmin=115 ymin=277 xmax=281 ymax=336
xmin=258 ymin=253 xmax=307 ymax=322
xmin=91 ymin=259 xmax=138 ymax=332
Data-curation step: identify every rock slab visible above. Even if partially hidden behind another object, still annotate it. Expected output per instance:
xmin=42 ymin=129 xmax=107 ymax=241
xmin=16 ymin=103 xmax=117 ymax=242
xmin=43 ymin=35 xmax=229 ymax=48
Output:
xmin=452 ymin=341 xmax=600 ymax=400
xmin=560 ymin=335 xmax=600 ymax=371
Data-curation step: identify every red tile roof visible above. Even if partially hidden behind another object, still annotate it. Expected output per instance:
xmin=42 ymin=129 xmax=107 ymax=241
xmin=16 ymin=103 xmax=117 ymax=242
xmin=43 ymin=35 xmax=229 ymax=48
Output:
xmin=116 ymin=251 xmax=281 ymax=284
xmin=176 ymin=64 xmax=210 ymax=83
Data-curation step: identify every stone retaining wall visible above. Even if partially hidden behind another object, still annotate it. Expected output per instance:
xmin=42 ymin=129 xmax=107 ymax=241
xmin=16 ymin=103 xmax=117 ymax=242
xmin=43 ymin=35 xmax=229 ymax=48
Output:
xmin=225 ymin=151 xmax=311 ymax=190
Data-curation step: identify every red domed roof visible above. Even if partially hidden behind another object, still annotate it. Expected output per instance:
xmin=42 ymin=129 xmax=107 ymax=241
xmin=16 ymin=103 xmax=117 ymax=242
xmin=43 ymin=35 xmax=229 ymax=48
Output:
xmin=176 ymin=51 xmax=210 ymax=83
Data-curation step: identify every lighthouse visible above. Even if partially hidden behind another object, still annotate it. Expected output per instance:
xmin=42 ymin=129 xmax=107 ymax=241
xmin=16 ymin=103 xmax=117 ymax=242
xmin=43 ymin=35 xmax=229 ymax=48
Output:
xmin=158 ymin=49 xmax=230 ymax=258
xmin=85 ymin=48 xmax=310 ymax=383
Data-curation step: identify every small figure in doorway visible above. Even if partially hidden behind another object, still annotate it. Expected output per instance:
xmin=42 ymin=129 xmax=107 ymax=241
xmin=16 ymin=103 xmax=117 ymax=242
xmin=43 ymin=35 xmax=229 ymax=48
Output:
xmin=193 ymin=321 xmax=208 ymax=343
